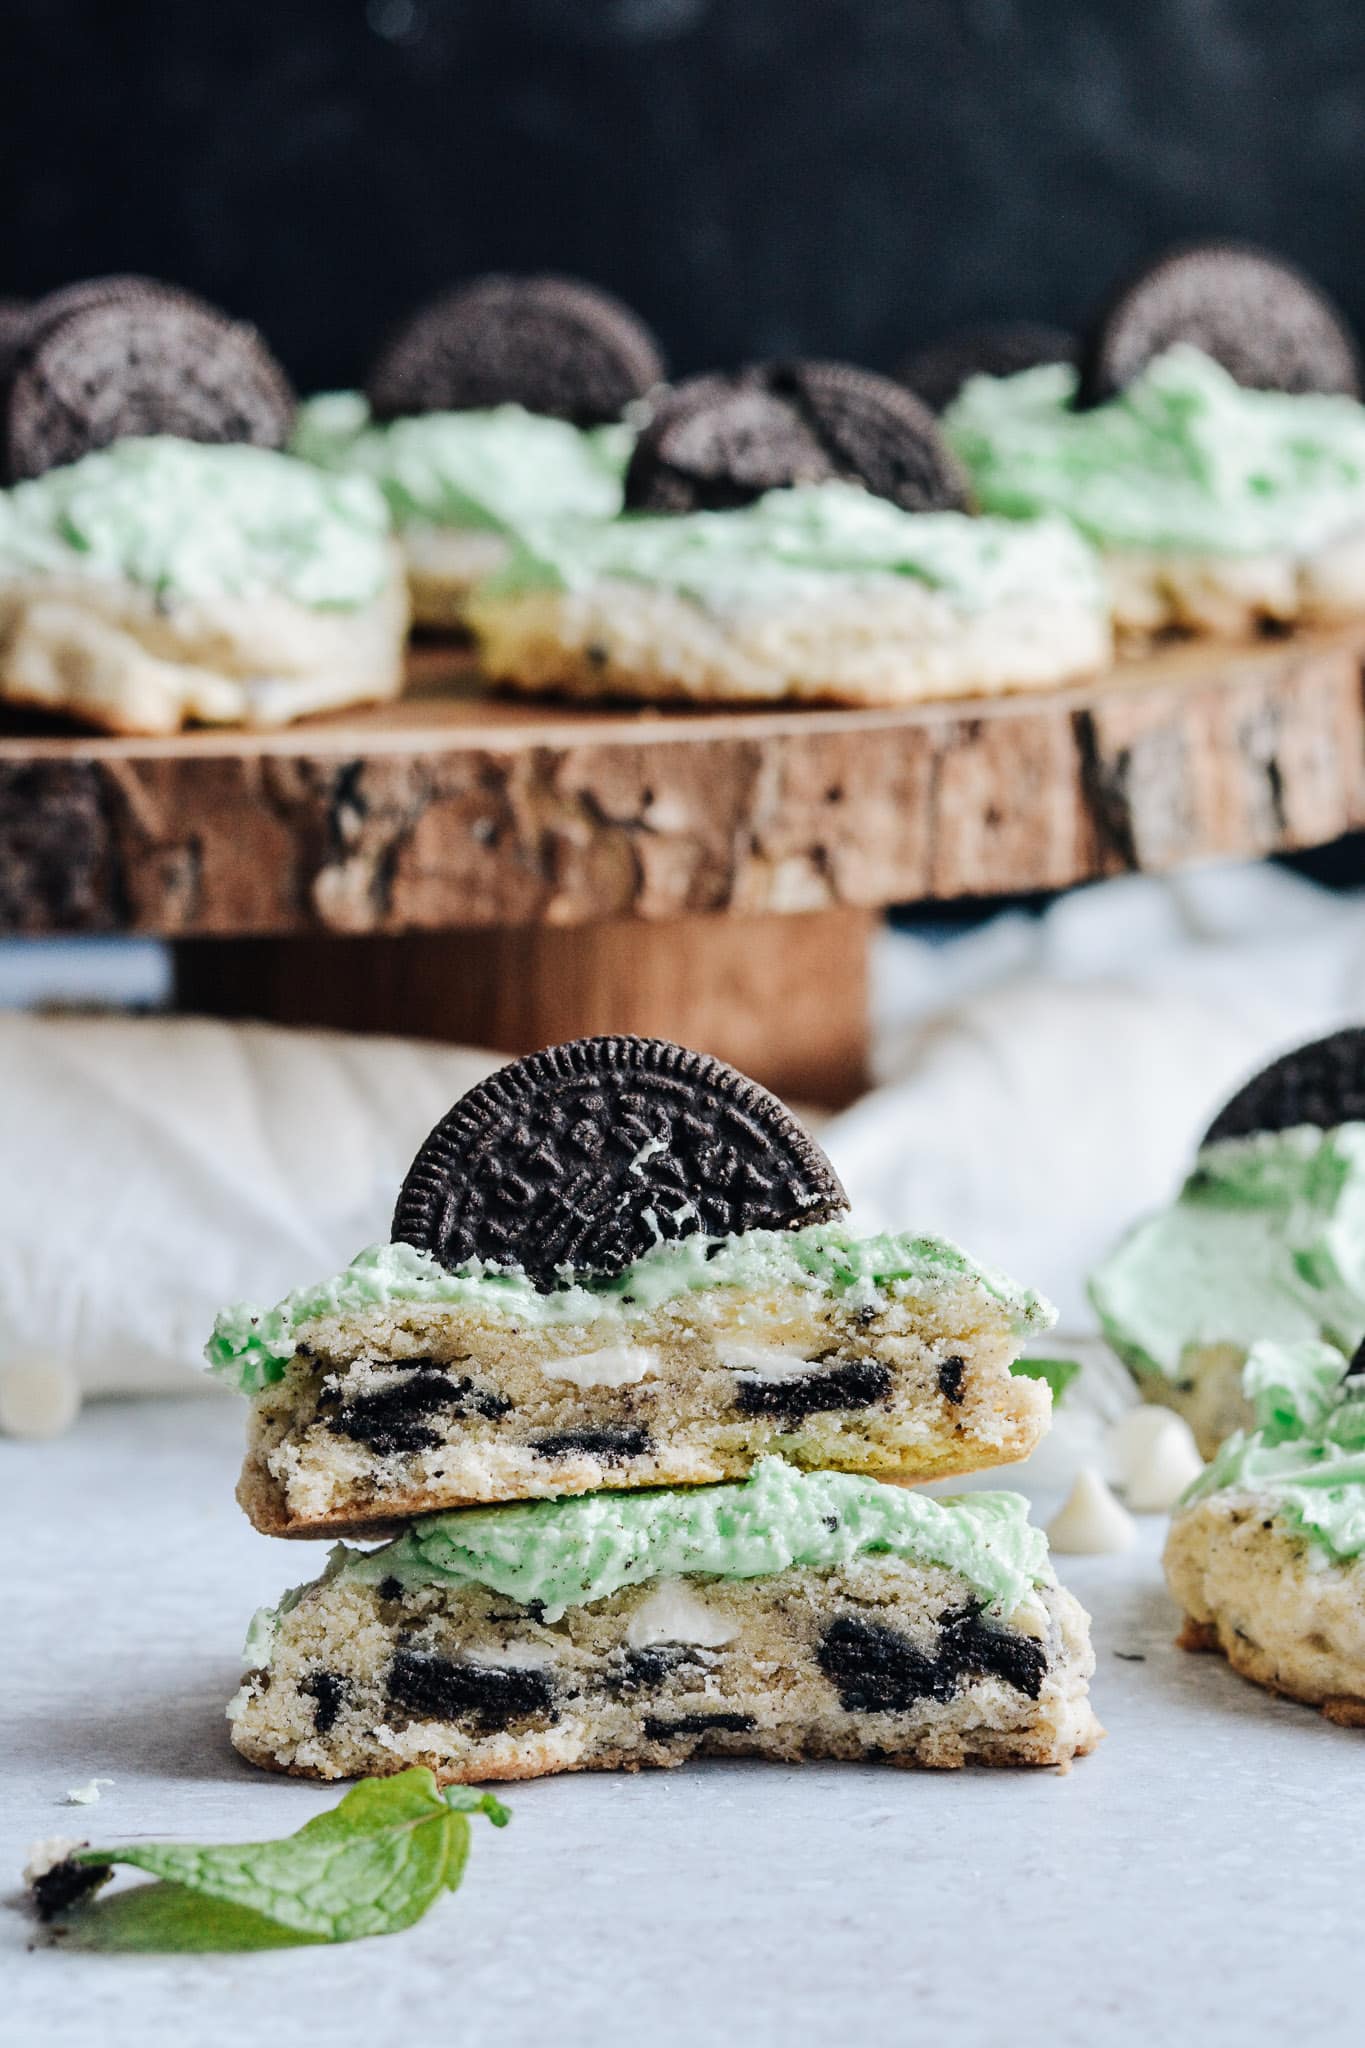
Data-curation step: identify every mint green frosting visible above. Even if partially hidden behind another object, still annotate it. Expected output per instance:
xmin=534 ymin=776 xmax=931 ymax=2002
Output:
xmin=206 ymin=1223 xmax=1054 ymax=1397
xmin=487 ymin=478 xmax=1103 ymax=612
xmin=291 ymin=393 xmax=631 ymax=534
xmin=1182 ymin=1340 xmax=1365 ymax=1561
xmin=338 ymin=1459 xmax=1053 ymax=1621
xmin=1090 ymin=1123 xmax=1365 ymax=1384
xmin=945 ymin=345 xmax=1365 ymax=556
xmin=0 ymin=435 xmax=394 ymax=608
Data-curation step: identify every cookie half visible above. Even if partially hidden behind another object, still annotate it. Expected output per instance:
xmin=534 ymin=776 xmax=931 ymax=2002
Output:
xmin=367 ymin=273 xmax=664 ymax=426
xmin=623 ymin=361 xmax=970 ymax=514
xmin=1077 ymin=240 xmax=1360 ymax=407
xmin=229 ymin=1465 xmax=1100 ymax=1779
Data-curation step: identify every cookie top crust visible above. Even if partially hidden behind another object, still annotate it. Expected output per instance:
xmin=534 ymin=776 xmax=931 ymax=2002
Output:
xmin=5 ymin=290 xmax=296 ymax=482
xmin=1078 ymin=241 xmax=1359 ymax=407
xmin=205 ymin=1221 xmax=1056 ymax=1396
xmin=291 ymin=392 xmax=631 ymax=534
xmin=623 ymin=361 xmax=970 ymax=515
xmin=945 ymin=344 xmax=1365 ymax=558
xmin=486 ymin=477 xmax=1102 ymax=612
xmin=268 ymin=1460 xmax=1055 ymax=1628
xmin=392 ymin=1036 xmax=847 ymax=1288
xmin=366 ymin=273 xmax=664 ymax=427
xmin=1089 ymin=1122 xmax=1365 ymax=1384
xmin=1180 ymin=1339 xmax=1365 ymax=1561
xmin=0 ymin=435 xmax=394 ymax=610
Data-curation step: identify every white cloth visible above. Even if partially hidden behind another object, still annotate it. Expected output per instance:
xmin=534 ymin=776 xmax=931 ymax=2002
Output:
xmin=3 ymin=858 xmax=1365 ymax=1405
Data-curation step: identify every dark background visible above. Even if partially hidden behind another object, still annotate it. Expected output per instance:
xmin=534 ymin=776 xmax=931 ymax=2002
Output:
xmin=2 ymin=1 xmax=1364 ymax=393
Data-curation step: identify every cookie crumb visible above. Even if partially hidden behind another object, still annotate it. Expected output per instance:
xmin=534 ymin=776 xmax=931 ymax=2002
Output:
xmin=63 ymin=1777 xmax=113 ymax=1806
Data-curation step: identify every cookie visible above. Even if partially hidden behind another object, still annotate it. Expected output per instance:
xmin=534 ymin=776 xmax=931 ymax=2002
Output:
xmin=5 ymin=293 xmax=296 ymax=481
xmin=366 ymin=273 xmax=664 ymax=426
xmin=1077 ymin=241 xmax=1360 ymax=407
xmin=391 ymin=1035 xmax=847 ymax=1287
xmin=623 ymin=360 xmax=970 ymax=514
xmin=1202 ymin=1027 xmax=1365 ymax=1146
xmin=897 ymin=322 xmax=1077 ymax=413
xmin=0 ymin=298 xmax=30 ymax=395
xmin=229 ymin=1465 xmax=1101 ymax=1779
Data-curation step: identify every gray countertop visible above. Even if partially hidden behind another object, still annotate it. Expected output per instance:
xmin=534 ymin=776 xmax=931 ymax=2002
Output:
xmin=4 ymin=1400 xmax=1357 ymax=2047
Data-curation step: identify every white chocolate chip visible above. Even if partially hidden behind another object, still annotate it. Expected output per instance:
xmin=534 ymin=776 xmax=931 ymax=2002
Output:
xmin=64 ymin=1778 xmax=113 ymax=1807
xmin=0 ymin=1354 xmax=80 ymax=1439
xmin=717 ymin=1343 xmax=817 ymax=1381
xmin=1046 ymin=1467 xmax=1137 ymax=1555
xmin=626 ymin=1584 xmax=739 ymax=1650
xmin=1115 ymin=1412 xmax=1205 ymax=1513
xmin=538 ymin=1344 xmax=661 ymax=1388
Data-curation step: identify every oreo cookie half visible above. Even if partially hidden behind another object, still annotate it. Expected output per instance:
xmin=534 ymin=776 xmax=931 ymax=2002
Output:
xmin=623 ymin=360 xmax=970 ymax=515
xmin=1202 ymin=1028 xmax=1365 ymax=1147
xmin=392 ymin=1035 xmax=848 ymax=1288
xmin=5 ymin=293 xmax=296 ymax=481
xmin=366 ymin=273 xmax=665 ymax=426
xmin=897 ymin=322 xmax=1077 ymax=414
xmin=1078 ymin=241 xmax=1360 ymax=408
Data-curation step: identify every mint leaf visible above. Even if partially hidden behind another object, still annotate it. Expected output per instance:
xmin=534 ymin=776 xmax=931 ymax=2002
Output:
xmin=1012 ymin=1356 xmax=1080 ymax=1403
xmin=34 ymin=1770 xmax=509 ymax=1950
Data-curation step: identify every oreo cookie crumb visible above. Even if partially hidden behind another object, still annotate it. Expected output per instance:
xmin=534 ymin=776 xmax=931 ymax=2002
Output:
xmin=1078 ymin=240 xmax=1360 ymax=407
xmin=937 ymin=1355 xmax=967 ymax=1405
xmin=393 ymin=1035 xmax=846 ymax=1288
xmin=326 ymin=1370 xmax=511 ymax=1456
xmin=734 ymin=1355 xmax=892 ymax=1420
xmin=614 ymin=1645 xmax=697 ymax=1691
xmin=817 ymin=1616 xmax=945 ymax=1711
xmin=623 ymin=360 xmax=969 ymax=515
xmin=387 ymin=1649 xmax=557 ymax=1731
xmin=897 ymin=321 xmax=1076 ymax=412
xmin=937 ymin=1604 xmax=1046 ymax=1701
xmin=529 ymin=1425 xmax=654 ymax=1463
xmin=368 ymin=272 xmax=664 ymax=426
xmin=301 ymin=1670 xmax=348 ymax=1734
xmin=376 ymin=1576 xmax=404 ymax=1603
xmin=642 ymin=1712 xmax=756 ymax=1739
xmin=1202 ymin=1028 xmax=1365 ymax=1146
xmin=30 ymin=1858 xmax=111 ymax=1923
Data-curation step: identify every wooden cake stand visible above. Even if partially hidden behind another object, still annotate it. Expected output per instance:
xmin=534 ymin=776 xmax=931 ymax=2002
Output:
xmin=4 ymin=628 xmax=1365 ymax=1105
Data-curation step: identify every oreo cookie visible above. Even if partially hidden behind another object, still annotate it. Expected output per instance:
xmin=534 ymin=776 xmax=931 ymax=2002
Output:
xmin=1202 ymin=1028 xmax=1365 ymax=1147
xmin=1077 ymin=241 xmax=1360 ymax=408
xmin=897 ymin=322 xmax=1077 ymax=414
xmin=366 ymin=273 xmax=664 ymax=426
xmin=0 ymin=298 xmax=30 ymax=394
xmin=623 ymin=360 xmax=969 ymax=515
xmin=392 ymin=1034 xmax=847 ymax=1288
xmin=5 ymin=292 xmax=296 ymax=482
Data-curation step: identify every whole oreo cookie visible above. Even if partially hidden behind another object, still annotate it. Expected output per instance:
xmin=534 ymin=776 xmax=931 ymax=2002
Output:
xmin=1077 ymin=241 xmax=1360 ymax=408
xmin=392 ymin=1035 xmax=848 ymax=1288
xmin=1202 ymin=1028 xmax=1365 ymax=1147
xmin=623 ymin=360 xmax=970 ymax=515
xmin=366 ymin=273 xmax=665 ymax=426
xmin=5 ymin=292 xmax=296 ymax=482
xmin=897 ymin=322 xmax=1078 ymax=414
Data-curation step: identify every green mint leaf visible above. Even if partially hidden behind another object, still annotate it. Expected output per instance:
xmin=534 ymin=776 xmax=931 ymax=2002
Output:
xmin=1012 ymin=1356 xmax=1080 ymax=1403
xmin=45 ymin=1768 xmax=508 ymax=1949
xmin=65 ymin=1881 xmax=328 ymax=1953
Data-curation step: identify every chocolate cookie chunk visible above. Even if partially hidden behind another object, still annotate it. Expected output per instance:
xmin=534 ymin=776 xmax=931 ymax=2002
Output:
xmin=5 ymin=293 xmax=296 ymax=481
xmin=392 ymin=1034 xmax=848 ymax=1287
xmin=1202 ymin=1027 xmax=1365 ymax=1146
xmin=367 ymin=272 xmax=664 ymax=426
xmin=1077 ymin=241 xmax=1360 ymax=407
xmin=897 ymin=322 xmax=1077 ymax=413
xmin=623 ymin=360 xmax=969 ymax=514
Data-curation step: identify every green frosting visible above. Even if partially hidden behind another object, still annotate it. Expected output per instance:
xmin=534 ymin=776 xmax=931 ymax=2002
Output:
xmin=945 ymin=345 xmax=1365 ymax=556
xmin=487 ymin=478 xmax=1103 ymax=611
xmin=291 ymin=394 xmax=631 ymax=534
xmin=338 ymin=1459 xmax=1054 ymax=1622
xmin=1182 ymin=1340 xmax=1365 ymax=1561
xmin=1089 ymin=1123 xmax=1365 ymax=1384
xmin=206 ymin=1223 xmax=1054 ymax=1397
xmin=0 ymin=435 xmax=394 ymax=609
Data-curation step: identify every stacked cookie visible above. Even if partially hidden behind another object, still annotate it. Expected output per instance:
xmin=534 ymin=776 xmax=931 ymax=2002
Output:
xmin=213 ymin=1035 xmax=1100 ymax=1782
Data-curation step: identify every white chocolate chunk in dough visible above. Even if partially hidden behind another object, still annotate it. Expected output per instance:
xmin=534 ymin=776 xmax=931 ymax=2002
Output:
xmin=538 ymin=1344 xmax=662 ymax=1388
xmin=0 ymin=1354 xmax=81 ymax=1439
xmin=625 ymin=1584 xmax=741 ymax=1651
xmin=1118 ymin=1414 xmax=1204 ymax=1513
xmin=716 ymin=1342 xmax=818 ymax=1380
xmin=1047 ymin=1467 xmax=1137 ymax=1555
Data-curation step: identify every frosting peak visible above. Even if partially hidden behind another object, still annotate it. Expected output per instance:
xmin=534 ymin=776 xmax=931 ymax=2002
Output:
xmin=945 ymin=345 xmax=1365 ymax=556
